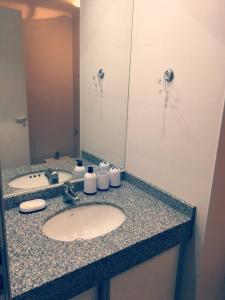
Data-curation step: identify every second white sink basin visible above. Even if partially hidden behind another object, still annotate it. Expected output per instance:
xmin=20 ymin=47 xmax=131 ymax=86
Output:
xmin=42 ymin=204 xmax=126 ymax=241
xmin=8 ymin=170 xmax=72 ymax=190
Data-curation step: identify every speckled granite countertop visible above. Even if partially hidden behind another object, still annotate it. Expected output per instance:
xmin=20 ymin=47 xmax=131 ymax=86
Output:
xmin=2 ymin=157 xmax=92 ymax=196
xmin=5 ymin=181 xmax=194 ymax=300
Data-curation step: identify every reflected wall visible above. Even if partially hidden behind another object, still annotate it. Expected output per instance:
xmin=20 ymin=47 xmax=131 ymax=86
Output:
xmin=0 ymin=0 xmax=80 ymax=166
xmin=80 ymin=0 xmax=133 ymax=168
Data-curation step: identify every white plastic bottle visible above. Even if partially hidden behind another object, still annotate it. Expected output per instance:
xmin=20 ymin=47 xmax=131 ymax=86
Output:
xmin=97 ymin=170 xmax=110 ymax=191
xmin=99 ymin=161 xmax=110 ymax=172
xmin=74 ymin=160 xmax=86 ymax=180
xmin=109 ymin=167 xmax=121 ymax=187
xmin=84 ymin=166 xmax=97 ymax=195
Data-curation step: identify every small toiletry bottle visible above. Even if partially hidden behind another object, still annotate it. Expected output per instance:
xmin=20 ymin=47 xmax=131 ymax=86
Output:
xmin=87 ymin=164 xmax=99 ymax=174
xmin=110 ymin=167 xmax=121 ymax=188
xmin=99 ymin=161 xmax=110 ymax=172
xmin=97 ymin=170 xmax=110 ymax=191
xmin=74 ymin=160 xmax=86 ymax=180
xmin=84 ymin=166 xmax=97 ymax=195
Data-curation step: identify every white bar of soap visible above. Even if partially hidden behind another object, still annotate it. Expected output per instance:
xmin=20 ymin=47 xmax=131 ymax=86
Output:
xmin=19 ymin=199 xmax=47 ymax=213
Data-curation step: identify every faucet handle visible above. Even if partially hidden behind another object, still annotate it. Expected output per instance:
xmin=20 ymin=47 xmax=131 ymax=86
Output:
xmin=45 ymin=168 xmax=53 ymax=175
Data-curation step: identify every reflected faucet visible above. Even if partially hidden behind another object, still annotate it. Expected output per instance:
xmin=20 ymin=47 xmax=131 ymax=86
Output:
xmin=54 ymin=151 xmax=60 ymax=160
xmin=63 ymin=182 xmax=79 ymax=205
xmin=44 ymin=168 xmax=59 ymax=185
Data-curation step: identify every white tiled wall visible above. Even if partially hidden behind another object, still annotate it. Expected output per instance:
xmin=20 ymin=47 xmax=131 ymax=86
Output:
xmin=125 ymin=0 xmax=225 ymax=299
xmin=80 ymin=0 xmax=133 ymax=167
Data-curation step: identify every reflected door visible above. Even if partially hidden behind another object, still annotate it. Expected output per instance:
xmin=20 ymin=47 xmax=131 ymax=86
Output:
xmin=0 ymin=7 xmax=30 ymax=170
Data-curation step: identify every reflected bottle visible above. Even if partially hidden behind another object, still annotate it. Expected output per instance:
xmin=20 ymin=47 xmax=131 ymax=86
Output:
xmin=74 ymin=160 xmax=86 ymax=180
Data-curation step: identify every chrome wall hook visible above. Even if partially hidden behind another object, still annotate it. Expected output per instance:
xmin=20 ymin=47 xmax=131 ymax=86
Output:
xmin=164 ymin=68 xmax=174 ymax=83
xmin=98 ymin=69 xmax=105 ymax=80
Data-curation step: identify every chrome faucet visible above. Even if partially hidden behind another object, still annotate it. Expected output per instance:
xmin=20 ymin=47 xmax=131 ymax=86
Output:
xmin=44 ymin=168 xmax=59 ymax=185
xmin=63 ymin=182 xmax=79 ymax=204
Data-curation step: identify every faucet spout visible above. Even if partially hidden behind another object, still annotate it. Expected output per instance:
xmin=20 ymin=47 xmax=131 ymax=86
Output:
xmin=45 ymin=168 xmax=59 ymax=185
xmin=63 ymin=182 xmax=79 ymax=204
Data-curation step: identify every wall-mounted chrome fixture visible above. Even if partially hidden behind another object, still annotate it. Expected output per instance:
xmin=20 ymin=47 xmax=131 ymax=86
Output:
xmin=163 ymin=68 xmax=174 ymax=83
xmin=15 ymin=115 xmax=27 ymax=127
xmin=158 ymin=68 xmax=175 ymax=108
xmin=97 ymin=69 xmax=105 ymax=99
xmin=98 ymin=69 xmax=105 ymax=80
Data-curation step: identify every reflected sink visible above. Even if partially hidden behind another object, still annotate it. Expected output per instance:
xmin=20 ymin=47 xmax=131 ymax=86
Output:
xmin=8 ymin=170 xmax=72 ymax=190
xmin=42 ymin=204 xmax=126 ymax=241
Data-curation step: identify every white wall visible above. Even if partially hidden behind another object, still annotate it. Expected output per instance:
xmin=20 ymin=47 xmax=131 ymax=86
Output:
xmin=125 ymin=0 xmax=225 ymax=299
xmin=80 ymin=0 xmax=133 ymax=167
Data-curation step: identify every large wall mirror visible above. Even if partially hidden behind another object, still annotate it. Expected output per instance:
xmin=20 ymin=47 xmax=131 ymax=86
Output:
xmin=0 ymin=0 xmax=133 ymax=197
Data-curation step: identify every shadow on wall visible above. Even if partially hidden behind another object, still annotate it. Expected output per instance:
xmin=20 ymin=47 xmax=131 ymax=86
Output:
xmin=160 ymin=84 xmax=197 ymax=142
xmin=197 ymin=101 xmax=225 ymax=300
xmin=179 ymin=229 xmax=197 ymax=299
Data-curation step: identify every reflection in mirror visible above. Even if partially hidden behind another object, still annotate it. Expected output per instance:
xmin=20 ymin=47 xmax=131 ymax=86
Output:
xmin=0 ymin=0 xmax=132 ymax=197
xmin=80 ymin=0 xmax=133 ymax=168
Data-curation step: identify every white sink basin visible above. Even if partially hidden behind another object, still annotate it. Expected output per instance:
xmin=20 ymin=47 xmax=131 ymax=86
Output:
xmin=9 ymin=171 xmax=72 ymax=190
xmin=42 ymin=204 xmax=126 ymax=241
